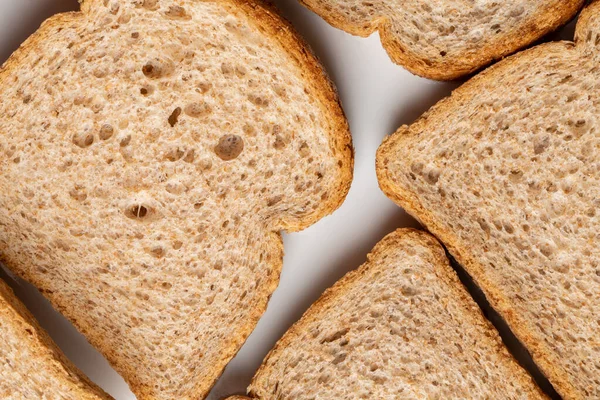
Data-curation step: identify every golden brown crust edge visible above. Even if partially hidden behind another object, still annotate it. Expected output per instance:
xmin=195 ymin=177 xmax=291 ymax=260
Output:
xmin=192 ymin=232 xmax=284 ymax=400
xmin=0 ymin=1 xmax=352 ymax=399
xmin=374 ymin=19 xmax=596 ymax=398
xmin=0 ymin=280 xmax=112 ymax=400
xmin=298 ymin=0 xmax=584 ymax=80
xmin=247 ymin=229 xmax=545 ymax=399
xmin=227 ymin=0 xmax=354 ymax=234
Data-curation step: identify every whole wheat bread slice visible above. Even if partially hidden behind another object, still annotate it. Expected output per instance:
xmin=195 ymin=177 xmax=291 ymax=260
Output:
xmin=0 ymin=278 xmax=111 ymax=399
xmin=0 ymin=0 xmax=353 ymax=398
xmin=226 ymin=229 xmax=545 ymax=399
xmin=299 ymin=0 xmax=584 ymax=80
xmin=377 ymin=3 xmax=600 ymax=398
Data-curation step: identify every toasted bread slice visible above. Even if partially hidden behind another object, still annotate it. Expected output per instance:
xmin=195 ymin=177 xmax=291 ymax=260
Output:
xmin=377 ymin=3 xmax=600 ymax=398
xmin=227 ymin=229 xmax=544 ymax=399
xmin=299 ymin=0 xmax=584 ymax=80
xmin=0 ymin=278 xmax=110 ymax=399
xmin=0 ymin=0 xmax=352 ymax=398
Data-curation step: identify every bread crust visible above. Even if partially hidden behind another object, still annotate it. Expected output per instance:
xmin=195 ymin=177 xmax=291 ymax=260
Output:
xmin=0 ymin=1 xmax=353 ymax=399
xmin=376 ymin=5 xmax=600 ymax=397
xmin=0 ymin=279 xmax=111 ymax=399
xmin=224 ymin=0 xmax=354 ymax=233
xmin=247 ymin=229 xmax=545 ymax=399
xmin=299 ymin=0 xmax=584 ymax=80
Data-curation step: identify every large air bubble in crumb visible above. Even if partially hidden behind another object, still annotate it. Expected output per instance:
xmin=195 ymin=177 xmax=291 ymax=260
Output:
xmin=215 ymin=134 xmax=244 ymax=161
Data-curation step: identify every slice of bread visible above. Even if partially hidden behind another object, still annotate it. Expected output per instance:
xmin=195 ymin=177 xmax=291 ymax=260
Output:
xmin=227 ymin=229 xmax=545 ymax=399
xmin=0 ymin=1 xmax=352 ymax=399
xmin=298 ymin=0 xmax=584 ymax=80
xmin=377 ymin=3 xmax=600 ymax=398
xmin=0 ymin=278 xmax=111 ymax=399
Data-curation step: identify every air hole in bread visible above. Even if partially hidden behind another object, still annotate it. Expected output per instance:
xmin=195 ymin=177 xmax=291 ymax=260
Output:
xmin=183 ymin=149 xmax=195 ymax=163
xmin=135 ymin=291 xmax=150 ymax=301
xmin=215 ymin=134 xmax=244 ymax=161
xmin=142 ymin=58 xmax=171 ymax=79
xmin=331 ymin=353 xmax=347 ymax=365
xmin=165 ymin=147 xmax=185 ymax=162
xmin=298 ymin=142 xmax=310 ymax=158
xmin=149 ymin=246 xmax=165 ymax=258
xmin=108 ymin=1 xmax=120 ymax=14
xmin=267 ymin=195 xmax=282 ymax=207
xmin=165 ymin=181 xmax=185 ymax=195
xmin=72 ymin=132 xmax=94 ymax=148
xmin=142 ymin=0 xmax=158 ymax=10
xmin=198 ymin=81 xmax=212 ymax=93
xmin=273 ymin=135 xmax=286 ymax=149
xmin=119 ymin=134 xmax=131 ymax=147
xmin=242 ymin=123 xmax=256 ymax=136
xmin=248 ymin=93 xmax=269 ymax=107
xmin=320 ymin=328 xmax=349 ymax=344
xmin=233 ymin=65 xmax=247 ymax=78
xmin=184 ymin=102 xmax=211 ymax=118
xmin=221 ymin=62 xmax=234 ymax=76
xmin=142 ymin=64 xmax=156 ymax=77
xmin=140 ymin=85 xmax=154 ymax=96
xmin=69 ymin=186 xmax=87 ymax=202
xmin=168 ymin=107 xmax=182 ymax=127
xmin=425 ymin=169 xmax=440 ymax=184
xmin=126 ymin=204 xmax=149 ymax=219
xmin=99 ymin=124 xmax=114 ymax=140
xmin=164 ymin=5 xmax=190 ymax=20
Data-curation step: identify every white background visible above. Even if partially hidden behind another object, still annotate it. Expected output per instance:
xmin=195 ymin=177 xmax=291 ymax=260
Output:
xmin=0 ymin=1 xmax=574 ymax=399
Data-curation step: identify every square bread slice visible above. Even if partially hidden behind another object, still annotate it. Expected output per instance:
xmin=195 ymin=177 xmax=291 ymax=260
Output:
xmin=0 ymin=0 xmax=353 ymax=398
xmin=0 ymin=278 xmax=110 ymax=399
xmin=227 ymin=229 xmax=545 ymax=399
xmin=377 ymin=3 xmax=600 ymax=398
xmin=298 ymin=0 xmax=583 ymax=80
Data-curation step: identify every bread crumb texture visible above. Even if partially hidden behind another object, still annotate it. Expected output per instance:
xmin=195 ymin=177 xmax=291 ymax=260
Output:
xmin=249 ymin=229 xmax=544 ymax=400
xmin=0 ymin=0 xmax=352 ymax=399
xmin=0 ymin=280 xmax=110 ymax=399
xmin=299 ymin=0 xmax=584 ymax=80
xmin=377 ymin=3 xmax=600 ymax=399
